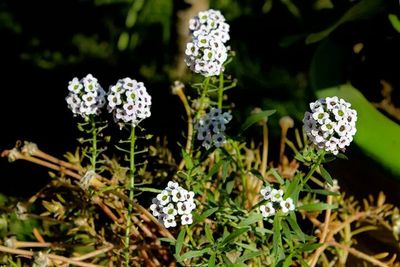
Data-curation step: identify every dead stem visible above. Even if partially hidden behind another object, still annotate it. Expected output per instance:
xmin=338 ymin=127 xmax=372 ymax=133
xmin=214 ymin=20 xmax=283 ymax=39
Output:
xmin=0 ymin=245 xmax=104 ymax=267
xmin=60 ymin=244 xmax=114 ymax=267
xmin=329 ymin=241 xmax=389 ymax=267
xmin=309 ymin=195 xmax=333 ymax=267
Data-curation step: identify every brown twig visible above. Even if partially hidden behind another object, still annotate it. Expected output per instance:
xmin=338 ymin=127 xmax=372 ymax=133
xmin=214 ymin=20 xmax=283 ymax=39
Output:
xmin=309 ymin=195 xmax=333 ymax=267
xmin=329 ymin=241 xmax=389 ymax=267
xmin=0 ymin=245 xmax=104 ymax=267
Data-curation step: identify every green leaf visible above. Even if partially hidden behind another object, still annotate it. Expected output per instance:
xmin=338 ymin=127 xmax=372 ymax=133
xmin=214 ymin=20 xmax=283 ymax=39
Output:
xmin=317 ymin=84 xmax=400 ymax=177
xmin=220 ymin=227 xmax=250 ymax=247
xmin=205 ymin=224 xmax=215 ymax=244
xmin=180 ymin=248 xmax=209 ymax=261
xmin=235 ymin=242 xmax=259 ymax=252
xmin=136 ymin=187 xmax=162 ymax=193
xmin=208 ymin=252 xmax=216 ymax=267
xmin=222 ymin=161 xmax=230 ymax=183
xmin=226 ymin=180 xmax=235 ymax=195
xmin=284 ymin=173 xmax=301 ymax=199
xmin=240 ymin=110 xmax=276 ymax=132
xmin=182 ymin=149 xmax=194 ymax=170
xmin=300 ymin=243 xmax=323 ymax=252
xmin=319 ymin=165 xmax=333 ymax=185
xmin=117 ymin=32 xmax=129 ymax=51
xmin=238 ymin=213 xmax=263 ymax=227
xmin=194 ymin=207 xmax=218 ymax=224
xmin=281 ymin=220 xmax=293 ymax=241
xmin=303 ymin=188 xmax=340 ymax=196
xmin=272 ymin=215 xmax=285 ymax=262
xmin=222 ymin=255 xmax=235 ymax=267
xmin=298 ymin=203 xmax=337 ymax=211
xmin=237 ymin=251 xmax=262 ymax=263
xmin=286 ymin=214 xmax=306 ymax=242
xmin=283 ymin=253 xmax=293 ymax=267
xmin=388 ymin=14 xmax=400 ymax=33
xmin=306 ymin=0 xmax=385 ymax=44
xmin=175 ymin=228 xmax=186 ymax=258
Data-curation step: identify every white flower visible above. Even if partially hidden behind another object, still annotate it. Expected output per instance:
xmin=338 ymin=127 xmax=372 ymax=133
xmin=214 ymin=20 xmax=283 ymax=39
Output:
xmin=280 ymin=198 xmax=295 ymax=214
xmin=270 ymin=189 xmax=284 ymax=203
xmin=68 ymin=78 xmax=83 ymax=93
xmin=167 ymin=181 xmax=180 ymax=191
xmin=66 ymin=74 xmax=106 ymax=118
xmin=260 ymin=186 xmax=272 ymax=200
xmin=303 ymin=97 xmax=357 ymax=155
xmin=149 ymin=182 xmax=196 ymax=228
xmin=107 ymin=78 xmax=151 ymax=127
xmin=150 ymin=202 xmax=161 ymax=217
xmin=156 ymin=190 xmax=170 ymax=206
xmin=177 ymin=201 xmax=193 ymax=215
xmin=163 ymin=215 xmax=177 ymax=228
xmin=260 ymin=202 xmax=275 ymax=218
xmin=181 ymin=214 xmax=193 ymax=225
xmin=171 ymin=189 xmax=186 ymax=202
xmin=195 ymin=108 xmax=232 ymax=149
xmin=163 ymin=203 xmax=178 ymax=217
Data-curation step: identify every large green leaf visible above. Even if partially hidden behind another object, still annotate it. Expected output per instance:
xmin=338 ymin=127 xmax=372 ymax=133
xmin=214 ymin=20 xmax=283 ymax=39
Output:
xmin=306 ymin=0 xmax=385 ymax=44
xmin=317 ymin=84 xmax=400 ymax=177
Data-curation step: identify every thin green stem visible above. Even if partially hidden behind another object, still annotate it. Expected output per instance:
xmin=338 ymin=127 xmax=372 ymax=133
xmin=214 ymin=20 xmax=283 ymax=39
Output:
xmin=198 ymin=77 xmax=210 ymax=116
xmin=217 ymin=73 xmax=224 ymax=109
xmin=185 ymin=225 xmax=196 ymax=247
xmin=90 ymin=117 xmax=97 ymax=170
xmin=301 ymin=152 xmax=325 ymax=188
xmin=232 ymin=141 xmax=247 ymax=205
xmin=124 ymin=125 xmax=136 ymax=267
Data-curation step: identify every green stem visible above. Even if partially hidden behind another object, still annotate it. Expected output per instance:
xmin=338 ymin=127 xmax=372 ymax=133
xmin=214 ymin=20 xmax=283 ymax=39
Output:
xmin=217 ymin=73 xmax=224 ymax=109
xmin=124 ymin=125 xmax=136 ymax=267
xmin=232 ymin=141 xmax=247 ymax=205
xmin=90 ymin=117 xmax=97 ymax=170
xmin=301 ymin=151 xmax=325 ymax=188
xmin=198 ymin=77 xmax=210 ymax=116
xmin=185 ymin=225 xmax=196 ymax=247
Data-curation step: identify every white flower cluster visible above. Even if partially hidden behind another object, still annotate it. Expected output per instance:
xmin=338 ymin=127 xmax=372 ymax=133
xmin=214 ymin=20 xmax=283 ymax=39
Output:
xmin=259 ymin=186 xmax=295 ymax=218
xmin=195 ymin=108 xmax=232 ymax=149
xmin=189 ymin=9 xmax=230 ymax=43
xmin=150 ymin=181 xmax=196 ymax=228
xmin=303 ymin=97 xmax=357 ymax=155
xmin=107 ymin=78 xmax=151 ymax=128
xmin=66 ymin=74 xmax=106 ymax=118
xmin=185 ymin=9 xmax=230 ymax=77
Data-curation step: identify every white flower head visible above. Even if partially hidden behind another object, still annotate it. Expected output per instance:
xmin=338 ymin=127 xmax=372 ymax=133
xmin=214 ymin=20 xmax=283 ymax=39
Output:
xmin=260 ymin=202 xmax=275 ymax=218
xmin=163 ymin=215 xmax=177 ymax=228
xmin=270 ymin=189 xmax=284 ymax=203
xmin=280 ymin=198 xmax=295 ymax=214
xmin=107 ymin=77 xmax=151 ymax=128
xmin=66 ymin=74 xmax=106 ymax=118
xmin=195 ymin=108 xmax=232 ymax=149
xmin=303 ymin=97 xmax=357 ymax=155
xmin=260 ymin=186 xmax=272 ymax=200
xmin=185 ymin=9 xmax=230 ymax=77
xmin=181 ymin=214 xmax=193 ymax=225
xmin=150 ymin=182 xmax=196 ymax=228
xmin=156 ymin=190 xmax=170 ymax=206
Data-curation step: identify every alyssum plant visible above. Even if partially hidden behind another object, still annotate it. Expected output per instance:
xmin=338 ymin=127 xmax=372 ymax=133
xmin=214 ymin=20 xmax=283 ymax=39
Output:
xmin=1 ymin=8 xmax=400 ymax=267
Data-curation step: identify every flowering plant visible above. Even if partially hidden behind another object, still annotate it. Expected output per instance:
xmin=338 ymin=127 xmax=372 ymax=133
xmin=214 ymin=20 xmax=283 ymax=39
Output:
xmin=0 ymin=7 xmax=399 ymax=267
